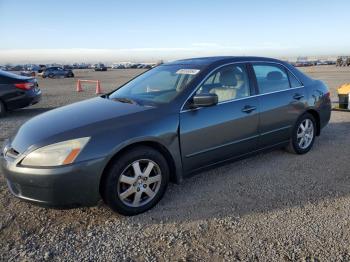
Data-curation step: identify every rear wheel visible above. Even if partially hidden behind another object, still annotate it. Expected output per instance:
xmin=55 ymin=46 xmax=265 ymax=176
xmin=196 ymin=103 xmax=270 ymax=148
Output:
xmin=286 ymin=113 xmax=316 ymax=154
xmin=101 ymin=146 xmax=169 ymax=216
xmin=0 ymin=100 xmax=6 ymax=117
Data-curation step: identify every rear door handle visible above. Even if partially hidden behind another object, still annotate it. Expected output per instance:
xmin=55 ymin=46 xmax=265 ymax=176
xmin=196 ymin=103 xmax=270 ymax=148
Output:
xmin=241 ymin=105 xmax=257 ymax=113
xmin=293 ymin=93 xmax=304 ymax=100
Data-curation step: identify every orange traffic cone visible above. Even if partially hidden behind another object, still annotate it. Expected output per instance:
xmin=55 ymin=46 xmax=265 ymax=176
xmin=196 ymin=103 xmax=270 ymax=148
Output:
xmin=96 ymin=81 xmax=102 ymax=94
xmin=76 ymin=80 xmax=83 ymax=92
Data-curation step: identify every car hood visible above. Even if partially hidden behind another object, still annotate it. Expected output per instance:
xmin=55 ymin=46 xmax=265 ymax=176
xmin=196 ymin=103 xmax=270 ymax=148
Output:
xmin=11 ymin=97 xmax=154 ymax=153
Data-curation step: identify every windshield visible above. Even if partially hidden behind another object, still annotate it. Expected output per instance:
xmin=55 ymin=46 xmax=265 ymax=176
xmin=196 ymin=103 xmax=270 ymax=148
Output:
xmin=108 ymin=65 xmax=200 ymax=105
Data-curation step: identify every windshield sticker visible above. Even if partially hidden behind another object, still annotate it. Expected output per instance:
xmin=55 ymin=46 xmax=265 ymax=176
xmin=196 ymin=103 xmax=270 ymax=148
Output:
xmin=176 ymin=69 xmax=200 ymax=75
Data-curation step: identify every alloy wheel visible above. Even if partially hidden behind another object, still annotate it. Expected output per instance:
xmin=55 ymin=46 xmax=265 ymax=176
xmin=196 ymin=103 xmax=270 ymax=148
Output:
xmin=117 ymin=159 xmax=162 ymax=207
xmin=297 ymin=119 xmax=314 ymax=149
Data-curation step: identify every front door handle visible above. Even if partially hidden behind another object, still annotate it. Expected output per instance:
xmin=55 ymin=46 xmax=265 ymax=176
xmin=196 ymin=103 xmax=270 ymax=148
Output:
xmin=293 ymin=93 xmax=304 ymax=100
xmin=241 ymin=105 xmax=257 ymax=113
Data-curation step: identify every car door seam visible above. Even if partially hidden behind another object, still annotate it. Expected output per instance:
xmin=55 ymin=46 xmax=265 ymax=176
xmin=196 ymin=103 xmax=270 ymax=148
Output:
xmin=185 ymin=134 xmax=260 ymax=158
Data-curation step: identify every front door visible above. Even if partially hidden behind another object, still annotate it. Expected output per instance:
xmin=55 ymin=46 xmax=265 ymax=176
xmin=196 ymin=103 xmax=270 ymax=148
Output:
xmin=179 ymin=63 xmax=259 ymax=173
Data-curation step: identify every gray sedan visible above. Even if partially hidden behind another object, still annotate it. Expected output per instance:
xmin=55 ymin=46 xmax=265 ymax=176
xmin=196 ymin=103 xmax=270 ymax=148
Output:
xmin=1 ymin=56 xmax=331 ymax=216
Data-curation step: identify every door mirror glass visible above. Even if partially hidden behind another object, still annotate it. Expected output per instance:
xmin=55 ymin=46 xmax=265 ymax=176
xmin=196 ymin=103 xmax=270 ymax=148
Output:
xmin=192 ymin=93 xmax=218 ymax=107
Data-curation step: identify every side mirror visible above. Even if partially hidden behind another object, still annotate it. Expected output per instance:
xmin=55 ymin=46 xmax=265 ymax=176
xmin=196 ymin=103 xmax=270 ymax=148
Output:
xmin=192 ymin=93 xmax=218 ymax=107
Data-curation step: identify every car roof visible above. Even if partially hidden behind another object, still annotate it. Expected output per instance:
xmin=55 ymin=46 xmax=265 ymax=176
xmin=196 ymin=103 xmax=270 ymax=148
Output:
xmin=162 ymin=56 xmax=313 ymax=84
xmin=164 ymin=56 xmax=285 ymax=67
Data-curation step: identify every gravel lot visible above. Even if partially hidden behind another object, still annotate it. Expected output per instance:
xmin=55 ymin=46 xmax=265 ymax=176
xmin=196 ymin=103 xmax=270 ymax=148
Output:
xmin=0 ymin=66 xmax=350 ymax=261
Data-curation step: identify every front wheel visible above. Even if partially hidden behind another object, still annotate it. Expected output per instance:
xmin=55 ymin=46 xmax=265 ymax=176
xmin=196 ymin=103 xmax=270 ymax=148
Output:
xmin=101 ymin=146 xmax=169 ymax=216
xmin=286 ymin=113 xmax=316 ymax=154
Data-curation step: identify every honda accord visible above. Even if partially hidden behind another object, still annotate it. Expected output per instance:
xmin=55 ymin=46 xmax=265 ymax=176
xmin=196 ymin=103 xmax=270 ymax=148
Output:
xmin=1 ymin=57 xmax=331 ymax=216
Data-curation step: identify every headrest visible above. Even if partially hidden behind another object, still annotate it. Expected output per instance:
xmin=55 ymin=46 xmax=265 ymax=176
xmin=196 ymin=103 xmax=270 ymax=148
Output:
xmin=220 ymin=70 xmax=237 ymax=86
xmin=267 ymin=71 xmax=283 ymax=81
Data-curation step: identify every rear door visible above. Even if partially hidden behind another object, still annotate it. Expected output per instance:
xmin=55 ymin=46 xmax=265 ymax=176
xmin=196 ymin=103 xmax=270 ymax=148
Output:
xmin=179 ymin=63 xmax=259 ymax=173
xmin=251 ymin=63 xmax=307 ymax=148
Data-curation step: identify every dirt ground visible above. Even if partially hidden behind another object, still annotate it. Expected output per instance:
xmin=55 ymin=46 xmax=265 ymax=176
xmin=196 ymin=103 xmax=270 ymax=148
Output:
xmin=0 ymin=66 xmax=350 ymax=261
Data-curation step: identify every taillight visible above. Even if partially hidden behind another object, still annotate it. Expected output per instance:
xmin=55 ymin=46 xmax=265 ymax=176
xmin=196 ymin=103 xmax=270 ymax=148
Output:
xmin=14 ymin=82 xmax=34 ymax=90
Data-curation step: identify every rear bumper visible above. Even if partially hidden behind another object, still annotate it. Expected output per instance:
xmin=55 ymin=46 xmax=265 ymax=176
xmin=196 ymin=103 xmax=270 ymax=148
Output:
xmin=6 ymin=89 xmax=42 ymax=110
xmin=320 ymin=98 xmax=332 ymax=130
xmin=1 ymin=151 xmax=106 ymax=208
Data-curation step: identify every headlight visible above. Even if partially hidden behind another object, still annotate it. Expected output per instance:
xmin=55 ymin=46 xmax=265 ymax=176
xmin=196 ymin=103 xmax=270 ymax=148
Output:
xmin=21 ymin=137 xmax=90 ymax=167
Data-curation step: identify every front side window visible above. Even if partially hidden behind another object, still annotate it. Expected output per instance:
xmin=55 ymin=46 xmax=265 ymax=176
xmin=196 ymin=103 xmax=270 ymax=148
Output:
xmin=252 ymin=64 xmax=290 ymax=94
xmin=196 ymin=64 xmax=250 ymax=102
xmin=109 ymin=65 xmax=200 ymax=105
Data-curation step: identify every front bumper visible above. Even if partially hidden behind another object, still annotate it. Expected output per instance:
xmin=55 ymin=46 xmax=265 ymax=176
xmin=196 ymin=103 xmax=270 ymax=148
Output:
xmin=1 ymin=149 xmax=106 ymax=208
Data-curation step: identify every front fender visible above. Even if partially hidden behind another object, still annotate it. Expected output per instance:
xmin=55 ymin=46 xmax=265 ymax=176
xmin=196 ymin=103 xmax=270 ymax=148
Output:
xmin=78 ymin=111 xmax=184 ymax=184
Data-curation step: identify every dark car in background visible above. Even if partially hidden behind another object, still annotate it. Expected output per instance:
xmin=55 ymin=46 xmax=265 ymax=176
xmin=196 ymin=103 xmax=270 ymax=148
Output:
xmin=63 ymin=65 xmax=73 ymax=70
xmin=38 ymin=65 xmax=46 ymax=73
xmin=0 ymin=70 xmax=41 ymax=116
xmin=94 ymin=63 xmax=107 ymax=71
xmin=42 ymin=67 xmax=74 ymax=78
xmin=1 ymin=57 xmax=331 ymax=216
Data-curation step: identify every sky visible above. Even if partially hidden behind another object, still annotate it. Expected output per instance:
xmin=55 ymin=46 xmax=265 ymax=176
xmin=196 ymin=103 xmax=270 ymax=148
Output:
xmin=0 ymin=0 xmax=350 ymax=64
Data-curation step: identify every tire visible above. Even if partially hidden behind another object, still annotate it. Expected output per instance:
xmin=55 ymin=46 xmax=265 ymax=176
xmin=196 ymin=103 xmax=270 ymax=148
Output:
xmin=48 ymin=73 xmax=55 ymax=78
xmin=286 ymin=113 xmax=316 ymax=154
xmin=101 ymin=146 xmax=169 ymax=216
xmin=0 ymin=100 xmax=6 ymax=117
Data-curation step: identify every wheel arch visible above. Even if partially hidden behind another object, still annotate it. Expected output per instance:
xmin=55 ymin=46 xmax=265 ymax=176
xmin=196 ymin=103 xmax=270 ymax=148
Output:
xmin=0 ymin=97 xmax=7 ymax=112
xmin=0 ymin=97 xmax=6 ymax=107
xmin=305 ymin=108 xmax=321 ymax=136
xmin=99 ymin=140 xmax=179 ymax=197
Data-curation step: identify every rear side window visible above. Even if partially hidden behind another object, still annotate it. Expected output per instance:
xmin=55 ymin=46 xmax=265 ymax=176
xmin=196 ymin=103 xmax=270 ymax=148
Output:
xmin=288 ymin=71 xmax=302 ymax=88
xmin=252 ymin=64 xmax=290 ymax=94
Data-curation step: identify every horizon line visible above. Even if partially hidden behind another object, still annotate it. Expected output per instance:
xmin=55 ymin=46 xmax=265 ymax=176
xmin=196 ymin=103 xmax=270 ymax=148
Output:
xmin=0 ymin=48 xmax=347 ymax=64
